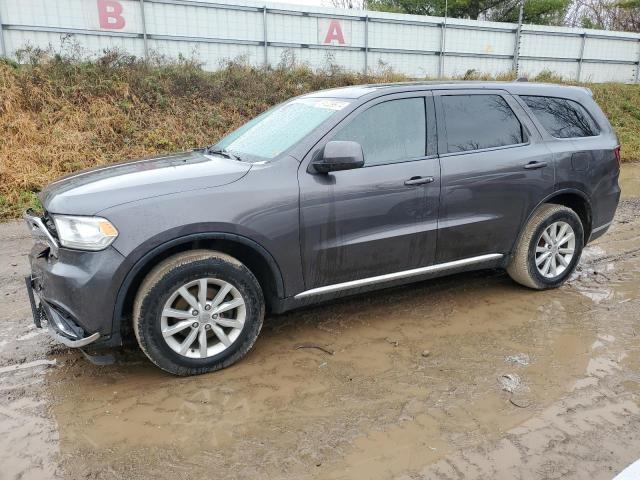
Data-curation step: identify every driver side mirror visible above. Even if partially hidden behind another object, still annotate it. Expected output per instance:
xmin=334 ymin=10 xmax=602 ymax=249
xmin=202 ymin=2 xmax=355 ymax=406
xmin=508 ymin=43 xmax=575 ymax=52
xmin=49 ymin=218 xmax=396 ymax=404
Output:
xmin=311 ymin=141 xmax=365 ymax=174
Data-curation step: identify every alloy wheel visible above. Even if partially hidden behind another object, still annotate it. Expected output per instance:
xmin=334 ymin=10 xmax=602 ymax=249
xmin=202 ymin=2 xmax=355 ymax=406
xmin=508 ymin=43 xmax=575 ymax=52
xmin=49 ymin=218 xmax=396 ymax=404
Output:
xmin=160 ymin=278 xmax=246 ymax=358
xmin=535 ymin=221 xmax=576 ymax=279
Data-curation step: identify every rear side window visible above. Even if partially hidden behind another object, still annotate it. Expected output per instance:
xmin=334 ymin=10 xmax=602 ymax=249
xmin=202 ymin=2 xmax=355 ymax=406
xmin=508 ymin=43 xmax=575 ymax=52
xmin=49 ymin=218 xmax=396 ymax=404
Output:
xmin=333 ymin=98 xmax=426 ymax=166
xmin=441 ymin=95 xmax=524 ymax=153
xmin=521 ymin=96 xmax=599 ymax=138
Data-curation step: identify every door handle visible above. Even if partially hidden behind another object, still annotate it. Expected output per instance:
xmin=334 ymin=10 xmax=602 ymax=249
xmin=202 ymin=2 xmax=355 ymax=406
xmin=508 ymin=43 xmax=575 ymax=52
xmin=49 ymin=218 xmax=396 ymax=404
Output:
xmin=524 ymin=161 xmax=548 ymax=170
xmin=404 ymin=176 xmax=435 ymax=186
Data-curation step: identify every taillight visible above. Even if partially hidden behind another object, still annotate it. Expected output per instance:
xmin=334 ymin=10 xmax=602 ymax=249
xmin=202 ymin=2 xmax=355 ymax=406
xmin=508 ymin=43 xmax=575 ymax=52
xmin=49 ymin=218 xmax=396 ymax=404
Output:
xmin=614 ymin=146 xmax=621 ymax=168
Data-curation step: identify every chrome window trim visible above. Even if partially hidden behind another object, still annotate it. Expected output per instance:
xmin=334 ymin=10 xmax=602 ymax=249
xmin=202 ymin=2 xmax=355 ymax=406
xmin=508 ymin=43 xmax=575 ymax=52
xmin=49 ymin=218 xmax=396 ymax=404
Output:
xmin=438 ymin=141 xmax=530 ymax=158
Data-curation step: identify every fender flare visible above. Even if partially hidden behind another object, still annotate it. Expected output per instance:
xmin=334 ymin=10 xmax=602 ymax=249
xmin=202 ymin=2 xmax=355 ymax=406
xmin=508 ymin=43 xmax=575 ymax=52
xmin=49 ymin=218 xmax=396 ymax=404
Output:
xmin=527 ymin=188 xmax=593 ymax=226
xmin=110 ymin=232 xmax=286 ymax=343
xmin=510 ymin=187 xmax=592 ymax=257
xmin=531 ymin=188 xmax=592 ymax=226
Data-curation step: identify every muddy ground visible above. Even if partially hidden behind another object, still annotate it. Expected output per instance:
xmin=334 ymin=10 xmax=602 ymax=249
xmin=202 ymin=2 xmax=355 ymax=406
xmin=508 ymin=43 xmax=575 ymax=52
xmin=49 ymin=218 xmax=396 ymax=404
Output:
xmin=1 ymin=165 xmax=639 ymax=480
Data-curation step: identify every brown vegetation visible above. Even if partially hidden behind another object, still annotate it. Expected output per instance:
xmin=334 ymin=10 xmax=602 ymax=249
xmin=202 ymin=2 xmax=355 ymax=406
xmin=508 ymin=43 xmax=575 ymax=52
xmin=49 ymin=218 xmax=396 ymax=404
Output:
xmin=0 ymin=51 xmax=638 ymax=219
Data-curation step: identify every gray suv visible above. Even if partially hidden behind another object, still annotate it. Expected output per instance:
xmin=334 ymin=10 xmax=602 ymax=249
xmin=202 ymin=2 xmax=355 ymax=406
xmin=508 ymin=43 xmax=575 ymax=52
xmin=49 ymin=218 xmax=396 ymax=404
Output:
xmin=24 ymin=81 xmax=621 ymax=375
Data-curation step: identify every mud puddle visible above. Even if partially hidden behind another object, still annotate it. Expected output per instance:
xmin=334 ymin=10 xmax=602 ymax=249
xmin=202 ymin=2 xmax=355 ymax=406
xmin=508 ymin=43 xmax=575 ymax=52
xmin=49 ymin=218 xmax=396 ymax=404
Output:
xmin=47 ymin=273 xmax=601 ymax=480
xmin=0 ymin=168 xmax=639 ymax=480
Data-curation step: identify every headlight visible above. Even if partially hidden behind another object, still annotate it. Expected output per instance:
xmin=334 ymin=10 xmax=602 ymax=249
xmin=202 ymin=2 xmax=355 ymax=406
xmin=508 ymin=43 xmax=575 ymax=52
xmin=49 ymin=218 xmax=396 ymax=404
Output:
xmin=52 ymin=215 xmax=119 ymax=251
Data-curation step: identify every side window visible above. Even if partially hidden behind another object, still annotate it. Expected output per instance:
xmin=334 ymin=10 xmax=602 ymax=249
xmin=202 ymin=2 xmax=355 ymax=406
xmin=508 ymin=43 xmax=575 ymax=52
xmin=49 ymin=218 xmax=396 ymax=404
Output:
xmin=333 ymin=98 xmax=426 ymax=166
xmin=521 ymin=95 xmax=599 ymax=138
xmin=441 ymin=94 xmax=524 ymax=153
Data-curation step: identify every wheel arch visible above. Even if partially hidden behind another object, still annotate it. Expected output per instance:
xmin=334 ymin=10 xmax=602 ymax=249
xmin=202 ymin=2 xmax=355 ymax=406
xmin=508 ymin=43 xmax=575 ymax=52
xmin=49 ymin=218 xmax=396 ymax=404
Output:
xmin=112 ymin=232 xmax=285 ymax=344
xmin=509 ymin=188 xmax=592 ymax=261
xmin=540 ymin=189 xmax=592 ymax=240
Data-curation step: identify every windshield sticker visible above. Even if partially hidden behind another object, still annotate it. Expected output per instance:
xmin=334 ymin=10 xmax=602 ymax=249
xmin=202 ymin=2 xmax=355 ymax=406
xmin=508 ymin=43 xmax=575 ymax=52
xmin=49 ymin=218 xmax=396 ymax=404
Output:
xmin=314 ymin=100 xmax=349 ymax=111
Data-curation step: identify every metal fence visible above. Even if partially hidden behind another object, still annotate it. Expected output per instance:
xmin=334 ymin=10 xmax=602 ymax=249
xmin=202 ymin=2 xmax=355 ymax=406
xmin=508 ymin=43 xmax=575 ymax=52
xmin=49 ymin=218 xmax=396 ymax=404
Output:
xmin=1 ymin=0 xmax=640 ymax=82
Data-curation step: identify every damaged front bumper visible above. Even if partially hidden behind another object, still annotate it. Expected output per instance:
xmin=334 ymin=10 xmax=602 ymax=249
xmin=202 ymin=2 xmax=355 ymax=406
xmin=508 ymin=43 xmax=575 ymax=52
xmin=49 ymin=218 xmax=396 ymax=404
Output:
xmin=25 ymin=275 xmax=101 ymax=347
xmin=23 ymin=210 xmax=127 ymax=349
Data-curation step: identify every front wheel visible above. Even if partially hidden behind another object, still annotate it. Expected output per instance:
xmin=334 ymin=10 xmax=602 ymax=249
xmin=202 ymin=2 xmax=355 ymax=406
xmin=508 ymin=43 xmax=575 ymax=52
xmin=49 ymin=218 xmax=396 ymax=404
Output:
xmin=507 ymin=204 xmax=584 ymax=290
xmin=133 ymin=250 xmax=265 ymax=376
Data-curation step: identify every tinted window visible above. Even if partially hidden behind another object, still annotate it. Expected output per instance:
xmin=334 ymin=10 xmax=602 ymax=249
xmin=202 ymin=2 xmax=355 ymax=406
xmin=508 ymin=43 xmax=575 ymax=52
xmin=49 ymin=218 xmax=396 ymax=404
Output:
xmin=521 ymin=95 xmax=599 ymax=138
xmin=441 ymin=95 xmax=524 ymax=153
xmin=333 ymin=98 xmax=426 ymax=166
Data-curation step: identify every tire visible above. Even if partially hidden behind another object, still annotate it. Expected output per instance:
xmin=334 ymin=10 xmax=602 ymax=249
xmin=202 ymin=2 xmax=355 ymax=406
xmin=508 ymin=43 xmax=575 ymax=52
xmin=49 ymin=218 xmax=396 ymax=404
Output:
xmin=133 ymin=250 xmax=264 ymax=376
xmin=507 ymin=204 xmax=584 ymax=290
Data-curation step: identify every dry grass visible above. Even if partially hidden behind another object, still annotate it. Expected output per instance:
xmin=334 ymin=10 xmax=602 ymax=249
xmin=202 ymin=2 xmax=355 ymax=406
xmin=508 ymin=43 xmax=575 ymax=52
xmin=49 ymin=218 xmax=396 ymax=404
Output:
xmin=591 ymin=83 xmax=640 ymax=161
xmin=0 ymin=52 xmax=638 ymax=219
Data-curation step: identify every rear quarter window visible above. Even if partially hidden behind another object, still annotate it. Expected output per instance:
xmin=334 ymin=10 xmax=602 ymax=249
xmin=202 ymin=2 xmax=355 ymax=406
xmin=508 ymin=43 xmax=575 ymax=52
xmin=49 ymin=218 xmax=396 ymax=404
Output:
xmin=521 ymin=95 xmax=599 ymax=138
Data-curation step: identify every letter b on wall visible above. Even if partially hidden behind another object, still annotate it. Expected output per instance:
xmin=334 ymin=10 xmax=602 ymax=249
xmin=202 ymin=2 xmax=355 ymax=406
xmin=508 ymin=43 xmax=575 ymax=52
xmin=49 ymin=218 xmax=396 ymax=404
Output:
xmin=97 ymin=0 xmax=126 ymax=29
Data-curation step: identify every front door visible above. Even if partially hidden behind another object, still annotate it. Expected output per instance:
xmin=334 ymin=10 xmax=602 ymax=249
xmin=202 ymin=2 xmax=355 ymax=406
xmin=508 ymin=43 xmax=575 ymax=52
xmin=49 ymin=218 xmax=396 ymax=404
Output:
xmin=298 ymin=93 xmax=440 ymax=290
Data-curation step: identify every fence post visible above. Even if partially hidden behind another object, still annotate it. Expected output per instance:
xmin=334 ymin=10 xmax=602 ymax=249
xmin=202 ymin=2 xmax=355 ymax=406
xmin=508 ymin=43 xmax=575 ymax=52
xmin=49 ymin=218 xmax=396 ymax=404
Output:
xmin=577 ymin=33 xmax=586 ymax=82
xmin=139 ymin=0 xmax=149 ymax=60
xmin=512 ymin=0 xmax=524 ymax=76
xmin=438 ymin=21 xmax=447 ymax=78
xmin=0 ymin=3 xmax=6 ymax=58
xmin=263 ymin=6 xmax=268 ymax=67
xmin=636 ymin=39 xmax=640 ymax=83
xmin=364 ymin=15 xmax=369 ymax=75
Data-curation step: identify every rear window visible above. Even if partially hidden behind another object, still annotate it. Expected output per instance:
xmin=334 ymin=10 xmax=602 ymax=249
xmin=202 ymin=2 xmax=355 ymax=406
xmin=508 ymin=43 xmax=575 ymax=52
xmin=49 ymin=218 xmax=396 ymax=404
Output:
xmin=521 ymin=96 xmax=599 ymax=138
xmin=441 ymin=95 xmax=524 ymax=153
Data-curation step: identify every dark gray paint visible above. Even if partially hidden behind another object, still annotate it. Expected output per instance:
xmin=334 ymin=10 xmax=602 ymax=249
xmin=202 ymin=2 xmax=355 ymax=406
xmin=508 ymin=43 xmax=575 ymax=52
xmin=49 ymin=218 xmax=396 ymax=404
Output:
xmin=298 ymin=91 xmax=440 ymax=288
xmin=41 ymin=151 xmax=252 ymax=215
xmin=27 ymin=81 xmax=621 ymax=347
xmin=433 ymin=89 xmax=556 ymax=262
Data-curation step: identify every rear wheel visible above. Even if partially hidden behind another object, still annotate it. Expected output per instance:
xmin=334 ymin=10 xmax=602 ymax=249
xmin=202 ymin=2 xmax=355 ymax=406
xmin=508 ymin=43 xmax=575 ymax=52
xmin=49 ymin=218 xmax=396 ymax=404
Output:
xmin=133 ymin=250 xmax=264 ymax=376
xmin=507 ymin=204 xmax=584 ymax=290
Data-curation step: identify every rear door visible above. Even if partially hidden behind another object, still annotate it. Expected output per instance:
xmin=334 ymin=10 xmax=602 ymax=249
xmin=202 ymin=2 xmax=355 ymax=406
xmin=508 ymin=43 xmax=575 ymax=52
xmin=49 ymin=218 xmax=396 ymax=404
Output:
xmin=433 ymin=90 xmax=555 ymax=263
xmin=298 ymin=92 xmax=440 ymax=289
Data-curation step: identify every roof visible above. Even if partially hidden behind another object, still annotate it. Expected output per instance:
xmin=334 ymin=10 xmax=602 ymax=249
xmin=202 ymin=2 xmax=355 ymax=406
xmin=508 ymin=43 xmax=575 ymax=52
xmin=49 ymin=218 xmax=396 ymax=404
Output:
xmin=302 ymin=81 xmax=592 ymax=100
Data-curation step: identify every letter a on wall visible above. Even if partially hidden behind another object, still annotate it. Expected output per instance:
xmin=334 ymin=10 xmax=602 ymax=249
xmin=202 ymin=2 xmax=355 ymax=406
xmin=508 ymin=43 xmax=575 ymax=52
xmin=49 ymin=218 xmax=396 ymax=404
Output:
xmin=324 ymin=20 xmax=345 ymax=44
xmin=318 ymin=18 xmax=352 ymax=46
xmin=97 ymin=0 xmax=126 ymax=29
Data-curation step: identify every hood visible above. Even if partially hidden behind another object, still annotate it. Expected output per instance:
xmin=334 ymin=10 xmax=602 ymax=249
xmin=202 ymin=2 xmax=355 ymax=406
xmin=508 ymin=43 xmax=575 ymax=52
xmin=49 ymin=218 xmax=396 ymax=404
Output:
xmin=41 ymin=150 xmax=252 ymax=215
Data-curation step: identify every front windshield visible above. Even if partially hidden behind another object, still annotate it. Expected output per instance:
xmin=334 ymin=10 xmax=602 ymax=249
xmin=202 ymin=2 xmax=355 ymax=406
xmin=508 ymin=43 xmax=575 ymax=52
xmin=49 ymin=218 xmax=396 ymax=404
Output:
xmin=213 ymin=97 xmax=352 ymax=161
